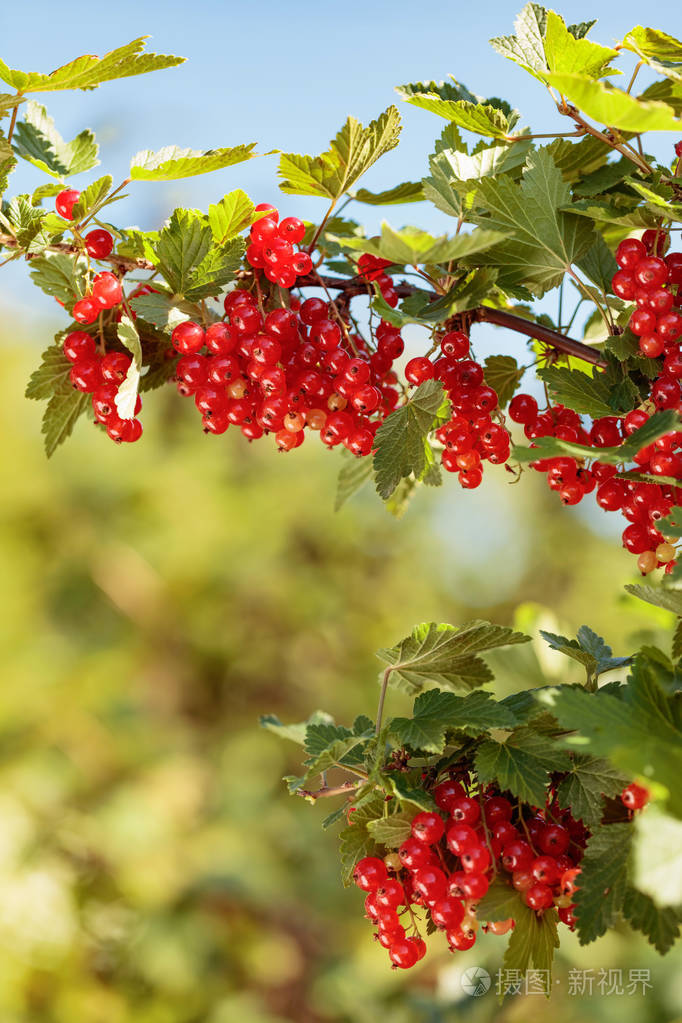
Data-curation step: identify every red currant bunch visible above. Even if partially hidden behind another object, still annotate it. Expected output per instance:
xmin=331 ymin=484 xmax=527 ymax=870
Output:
xmin=245 ymin=204 xmax=312 ymax=288
xmin=357 ymin=254 xmax=399 ymax=308
xmin=63 ymin=330 xmax=143 ymax=443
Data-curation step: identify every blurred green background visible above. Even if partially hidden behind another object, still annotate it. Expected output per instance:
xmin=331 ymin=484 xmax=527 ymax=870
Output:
xmin=1 ymin=316 xmax=681 ymax=1023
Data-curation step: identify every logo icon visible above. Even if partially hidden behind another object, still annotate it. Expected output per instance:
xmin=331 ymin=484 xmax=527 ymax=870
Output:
xmin=461 ymin=966 xmax=491 ymax=997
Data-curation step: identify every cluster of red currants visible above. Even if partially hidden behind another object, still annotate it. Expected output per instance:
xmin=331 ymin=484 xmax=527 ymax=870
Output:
xmin=353 ymin=777 xmax=591 ymax=970
xmin=422 ymin=330 xmax=512 ymax=489
xmin=245 ymin=204 xmax=312 ymax=288
xmin=62 ymin=330 xmax=142 ymax=442
xmin=172 ymin=292 xmax=405 ymax=453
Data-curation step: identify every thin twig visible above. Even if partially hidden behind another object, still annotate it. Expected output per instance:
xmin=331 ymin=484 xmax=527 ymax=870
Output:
xmin=6 ymin=100 xmax=20 ymax=145
xmin=297 ymin=781 xmax=359 ymax=800
xmin=375 ymin=666 xmax=393 ymax=736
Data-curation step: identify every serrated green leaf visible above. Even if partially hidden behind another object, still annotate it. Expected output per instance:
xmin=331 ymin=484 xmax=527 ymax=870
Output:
xmin=338 ymin=794 xmax=384 ymax=885
xmin=333 ymin=223 xmax=506 ymax=266
xmin=556 ymin=754 xmax=629 ymax=828
xmin=0 ymin=38 xmax=184 ymax=93
xmin=279 ymin=106 xmax=401 ymax=201
xmin=622 ymin=887 xmax=681 ymax=953
xmin=28 ymin=251 xmax=88 ymax=303
xmin=207 ymin=189 xmax=258 ymax=243
xmin=573 ymin=823 xmax=632 ymax=943
xmin=537 ymin=671 xmax=682 ymax=816
xmin=12 ymin=101 xmax=98 ymax=177
xmin=377 ymin=620 xmax=530 ymax=696
xmin=632 ymin=805 xmax=682 ymax=906
xmin=502 ymin=903 xmax=559 ymax=984
xmin=352 ymin=181 xmax=424 ymax=205
xmin=576 ymin=233 xmax=618 ymax=292
xmin=626 ymin=177 xmax=682 ymax=222
xmin=543 ymin=10 xmax=618 ymax=79
xmin=70 ymin=174 xmax=114 ymax=222
xmin=5 ymin=194 xmax=47 ymax=250
xmin=490 ymin=3 xmax=549 ymax=79
xmin=385 ymin=773 xmax=437 ymax=812
xmin=547 ymin=72 xmax=682 ymax=132
xmin=477 ymin=879 xmax=525 ymax=923
xmin=400 ymin=95 xmax=514 ymax=139
xmin=42 ymin=389 xmax=90 ymax=457
xmin=624 ymin=583 xmax=682 ymax=617
xmin=540 ymin=626 xmax=629 ymax=683
xmin=334 ymin=452 xmax=373 ymax=511
xmin=259 ymin=710 xmax=335 ymax=745
xmin=372 ymin=380 xmax=450 ymax=500
xmin=130 ymin=144 xmax=256 ymax=181
xmin=621 ymin=26 xmax=682 ymax=84
xmin=388 ymin=689 xmax=517 ymax=753
xmin=513 ymin=409 xmax=681 ymax=466
xmin=152 ymin=208 xmax=211 ymax=295
xmin=470 ymin=147 xmax=594 ymax=296
xmin=184 ymin=238 xmax=245 ymax=302
xmin=128 ymin=290 xmax=195 ymax=332
xmin=366 ymin=812 xmax=414 ymax=847
xmin=483 ymin=355 xmax=524 ymax=409
xmin=536 ymin=365 xmax=614 ymax=418
xmin=475 ymin=726 xmax=571 ymax=806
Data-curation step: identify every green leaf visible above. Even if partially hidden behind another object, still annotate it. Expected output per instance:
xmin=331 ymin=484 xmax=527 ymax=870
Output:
xmin=128 ymin=290 xmax=195 ymax=332
xmin=338 ymin=794 xmax=384 ymax=885
xmin=385 ymin=773 xmax=437 ymax=812
xmin=130 ymin=144 xmax=256 ymax=181
xmin=546 ymin=73 xmax=682 ymax=132
xmin=489 ymin=3 xmax=549 ymax=80
xmin=624 ymin=583 xmax=682 ymax=617
xmin=4 ymin=194 xmax=48 ymax=251
xmin=42 ymin=388 xmax=90 ymax=458
xmin=12 ymin=101 xmax=98 ymax=177
xmin=0 ymin=38 xmax=184 ymax=93
xmin=28 ymin=251 xmax=88 ymax=303
xmin=513 ymin=409 xmax=681 ymax=466
xmin=475 ymin=727 xmax=571 ymax=806
xmin=259 ymin=710 xmax=334 ymax=745
xmin=537 ymin=365 xmax=616 ymax=418
xmin=396 ymin=77 xmax=520 ymax=138
xmin=626 ymin=177 xmax=682 ymax=222
xmin=576 ymin=233 xmax=618 ymax=292
xmin=621 ymin=26 xmax=682 ymax=84
xmin=334 ymin=452 xmax=373 ymax=511
xmin=279 ymin=106 xmax=401 ymax=201
xmin=543 ymin=10 xmax=618 ymax=79
xmin=25 ymin=341 xmax=72 ymax=400
xmin=389 ymin=689 xmax=517 ymax=753
xmin=352 ymin=181 xmax=424 ymax=205
xmin=541 ymin=625 xmax=630 ymax=682
xmin=632 ymin=805 xmax=682 ymax=906
xmin=372 ymin=380 xmax=450 ymax=500
xmin=622 ymin=887 xmax=681 ymax=954
xmin=114 ymin=315 xmax=142 ymax=420
xmin=333 ymin=223 xmax=506 ymax=266
xmin=470 ymin=147 xmax=594 ymax=296
xmin=502 ymin=903 xmax=560 ymax=983
xmin=153 ymin=208 xmax=210 ymax=295
xmin=483 ymin=355 xmax=524 ymax=409
xmin=366 ymin=812 xmax=414 ymax=847
xmin=70 ymin=174 xmax=114 ymax=222
xmin=477 ymin=879 xmax=524 ymax=923
xmin=537 ymin=671 xmax=682 ymax=816
xmin=207 ymin=189 xmax=260 ymax=243
xmin=377 ymin=620 xmax=530 ymax=697
xmin=423 ymin=139 xmax=533 ymax=221
xmin=556 ymin=754 xmax=629 ymax=829
xmin=184 ymin=239 xmax=245 ymax=302
xmin=573 ymin=823 xmax=632 ymax=944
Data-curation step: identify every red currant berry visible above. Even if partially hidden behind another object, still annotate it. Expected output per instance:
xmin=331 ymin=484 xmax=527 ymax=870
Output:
xmin=85 ymin=228 xmax=114 ymax=259
xmin=353 ymin=857 xmax=387 ymax=891
xmin=621 ymin=782 xmax=649 ymax=810
xmin=55 ymin=188 xmax=81 ymax=220
xmin=92 ymin=271 xmax=123 ymax=309
xmin=172 ymin=321 xmax=206 ymax=355
xmin=63 ymin=331 xmax=96 ymax=362
xmin=524 ymin=883 xmax=554 ymax=910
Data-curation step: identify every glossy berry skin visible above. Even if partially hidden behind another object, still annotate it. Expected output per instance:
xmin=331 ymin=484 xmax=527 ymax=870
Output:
xmin=85 ymin=229 xmax=114 ymax=259
xmin=433 ymin=779 xmax=465 ymax=811
xmin=72 ymin=297 xmax=100 ymax=324
xmin=399 ymin=838 xmax=434 ymax=871
xmin=460 ymin=844 xmax=491 ymax=874
xmin=508 ymin=393 xmax=538 ymax=425
xmin=621 ymin=782 xmax=649 ymax=810
xmin=375 ymin=879 xmax=405 ymax=909
xmin=483 ymin=796 xmax=513 ymax=825
xmin=405 ymin=357 xmax=434 ymax=385
xmin=63 ymin=331 xmax=96 ymax=363
xmin=101 ymin=351 xmax=131 ymax=384
xmin=172 ymin=321 xmax=205 ymax=355
xmin=411 ymin=812 xmax=445 ymax=845
xmin=388 ymin=940 xmax=419 ymax=969
xmin=538 ymin=824 xmax=570 ymax=856
xmin=450 ymin=797 xmax=480 ymax=825
xmin=353 ymin=857 xmax=387 ymax=891
xmin=501 ymin=840 xmax=534 ymax=872
xmin=430 ymin=896 xmax=465 ymax=929
xmin=446 ymin=927 xmax=476 ymax=951
xmin=445 ymin=823 xmax=478 ymax=856
xmin=560 ymin=868 xmax=581 ymax=898
xmin=530 ymin=856 xmax=561 ymax=885
xmin=456 ymin=872 xmax=489 ymax=899
xmin=70 ymin=358 xmax=102 ymax=392
xmin=440 ymin=330 xmax=469 ymax=359
xmin=56 ymin=188 xmax=81 ymax=220
xmin=92 ymin=272 xmax=122 ymax=309
xmin=524 ymin=883 xmax=554 ymax=911
xmin=412 ymin=865 xmax=448 ymax=902
xmin=615 ymin=237 xmax=646 ymax=269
